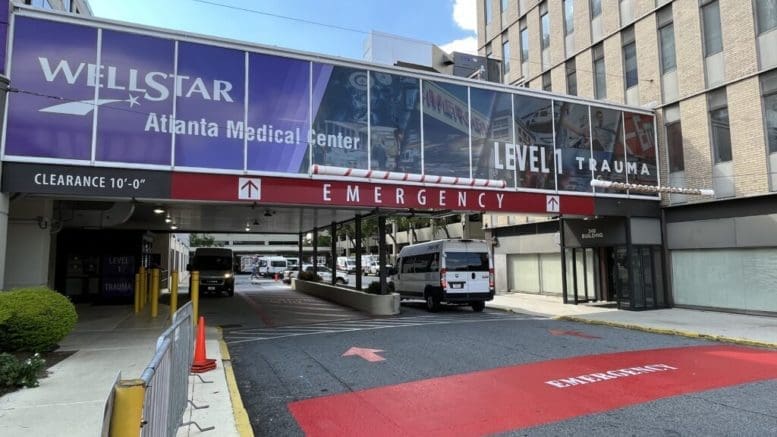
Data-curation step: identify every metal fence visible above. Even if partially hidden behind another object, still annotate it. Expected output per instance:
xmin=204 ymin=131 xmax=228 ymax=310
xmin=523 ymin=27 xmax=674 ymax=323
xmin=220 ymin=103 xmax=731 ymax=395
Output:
xmin=140 ymin=301 xmax=194 ymax=437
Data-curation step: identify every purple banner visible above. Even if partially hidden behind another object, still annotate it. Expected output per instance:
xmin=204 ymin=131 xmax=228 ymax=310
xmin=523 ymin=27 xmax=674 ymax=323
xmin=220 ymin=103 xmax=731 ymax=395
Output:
xmin=0 ymin=1 xmax=8 ymax=76
xmin=175 ymin=41 xmax=244 ymax=169
xmin=96 ymin=30 xmax=173 ymax=165
xmin=246 ymin=53 xmax=309 ymax=173
xmin=5 ymin=17 xmax=96 ymax=160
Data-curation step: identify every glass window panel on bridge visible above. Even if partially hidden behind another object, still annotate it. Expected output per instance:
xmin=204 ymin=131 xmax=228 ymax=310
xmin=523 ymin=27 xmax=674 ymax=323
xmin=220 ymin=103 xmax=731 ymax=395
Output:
xmin=512 ymin=94 xmax=556 ymax=190
xmin=554 ymin=101 xmax=592 ymax=193
xmin=368 ymin=72 xmax=421 ymax=174
xmin=422 ymin=80 xmax=471 ymax=178
xmin=624 ymin=112 xmax=659 ymax=191
xmin=590 ymin=107 xmax=627 ymax=193
xmin=470 ymin=88 xmax=515 ymax=187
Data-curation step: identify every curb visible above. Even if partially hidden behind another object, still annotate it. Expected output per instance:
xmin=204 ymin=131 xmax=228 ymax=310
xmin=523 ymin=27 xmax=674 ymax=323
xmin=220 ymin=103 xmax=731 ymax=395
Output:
xmin=557 ymin=316 xmax=777 ymax=349
xmin=217 ymin=329 xmax=254 ymax=437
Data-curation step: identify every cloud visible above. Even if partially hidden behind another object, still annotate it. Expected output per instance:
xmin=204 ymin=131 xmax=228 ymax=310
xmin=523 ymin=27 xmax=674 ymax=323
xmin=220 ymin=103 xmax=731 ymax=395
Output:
xmin=452 ymin=0 xmax=477 ymax=32
xmin=440 ymin=36 xmax=478 ymax=55
xmin=441 ymin=0 xmax=477 ymax=54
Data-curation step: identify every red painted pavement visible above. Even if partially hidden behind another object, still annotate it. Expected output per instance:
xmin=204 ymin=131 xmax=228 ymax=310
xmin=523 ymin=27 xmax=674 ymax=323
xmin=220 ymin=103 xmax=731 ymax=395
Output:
xmin=288 ymin=345 xmax=777 ymax=436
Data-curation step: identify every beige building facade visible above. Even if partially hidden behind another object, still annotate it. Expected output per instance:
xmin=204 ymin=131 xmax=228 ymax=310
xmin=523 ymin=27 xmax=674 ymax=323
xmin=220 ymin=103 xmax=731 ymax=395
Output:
xmin=478 ymin=0 xmax=777 ymax=314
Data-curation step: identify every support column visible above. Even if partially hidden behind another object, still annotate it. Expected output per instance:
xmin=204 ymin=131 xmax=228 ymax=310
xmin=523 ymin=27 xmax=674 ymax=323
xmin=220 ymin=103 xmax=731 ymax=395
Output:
xmin=298 ymin=233 xmax=303 ymax=269
xmin=312 ymin=228 xmax=318 ymax=276
xmin=331 ymin=222 xmax=337 ymax=285
xmin=355 ymin=215 xmax=362 ymax=291
xmin=378 ymin=216 xmax=387 ymax=295
xmin=560 ymin=217 xmax=569 ymax=304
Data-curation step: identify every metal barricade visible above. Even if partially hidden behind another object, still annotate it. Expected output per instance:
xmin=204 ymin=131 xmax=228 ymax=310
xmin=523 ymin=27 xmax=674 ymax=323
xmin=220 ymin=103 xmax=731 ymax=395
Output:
xmin=139 ymin=302 xmax=194 ymax=437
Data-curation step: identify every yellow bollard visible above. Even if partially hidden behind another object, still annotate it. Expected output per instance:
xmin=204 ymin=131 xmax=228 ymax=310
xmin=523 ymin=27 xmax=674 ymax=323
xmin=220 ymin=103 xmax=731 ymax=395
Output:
xmin=109 ymin=379 xmax=145 ymax=437
xmin=170 ymin=271 xmax=179 ymax=318
xmin=146 ymin=271 xmax=152 ymax=304
xmin=138 ymin=267 xmax=147 ymax=310
xmin=191 ymin=270 xmax=200 ymax=325
xmin=151 ymin=268 xmax=160 ymax=318
xmin=134 ymin=273 xmax=141 ymax=314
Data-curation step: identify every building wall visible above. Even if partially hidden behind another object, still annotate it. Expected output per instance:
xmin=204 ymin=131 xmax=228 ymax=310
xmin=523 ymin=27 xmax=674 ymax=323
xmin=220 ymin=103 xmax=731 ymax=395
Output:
xmin=3 ymin=198 xmax=53 ymax=290
xmin=477 ymin=0 xmax=777 ymax=313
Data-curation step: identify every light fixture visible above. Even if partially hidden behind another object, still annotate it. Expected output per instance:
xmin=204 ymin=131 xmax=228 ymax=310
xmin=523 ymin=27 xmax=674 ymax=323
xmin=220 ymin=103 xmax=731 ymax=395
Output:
xmin=253 ymin=218 xmax=260 ymax=225
xmin=245 ymin=226 xmax=251 ymax=232
xmin=164 ymin=216 xmax=172 ymax=223
xmin=590 ymin=179 xmax=714 ymax=196
xmin=153 ymin=206 xmax=165 ymax=214
xmin=264 ymin=210 xmax=274 ymax=217
xmin=170 ymin=224 xmax=178 ymax=230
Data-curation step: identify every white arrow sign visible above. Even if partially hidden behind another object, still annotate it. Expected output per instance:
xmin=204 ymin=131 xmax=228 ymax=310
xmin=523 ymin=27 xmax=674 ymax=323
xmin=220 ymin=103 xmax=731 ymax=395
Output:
xmin=238 ymin=178 xmax=261 ymax=200
xmin=546 ymin=195 xmax=559 ymax=213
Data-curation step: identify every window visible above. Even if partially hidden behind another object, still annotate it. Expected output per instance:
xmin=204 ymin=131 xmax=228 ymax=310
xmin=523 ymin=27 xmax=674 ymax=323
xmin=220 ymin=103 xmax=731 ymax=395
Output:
xmin=564 ymin=0 xmax=575 ymax=35
xmin=542 ymin=72 xmax=552 ymax=91
xmin=520 ymin=20 xmax=529 ymax=61
xmin=622 ymin=28 xmax=638 ymax=89
xmin=701 ymin=0 xmax=723 ymax=57
xmin=763 ymin=71 xmax=777 ymax=154
xmin=665 ymin=105 xmax=684 ymax=172
xmin=445 ymin=252 xmax=490 ymax=271
xmin=540 ymin=2 xmax=550 ymax=50
xmin=708 ymin=89 xmax=732 ymax=163
xmin=502 ymin=37 xmax=511 ymax=76
xmin=591 ymin=0 xmax=602 ymax=18
xmin=593 ymin=44 xmax=606 ymax=99
xmin=658 ymin=6 xmax=676 ymax=73
xmin=756 ymin=0 xmax=777 ymax=35
xmin=566 ymin=59 xmax=577 ymax=95
xmin=486 ymin=43 xmax=493 ymax=58
xmin=486 ymin=0 xmax=493 ymax=24
xmin=501 ymin=0 xmax=508 ymax=14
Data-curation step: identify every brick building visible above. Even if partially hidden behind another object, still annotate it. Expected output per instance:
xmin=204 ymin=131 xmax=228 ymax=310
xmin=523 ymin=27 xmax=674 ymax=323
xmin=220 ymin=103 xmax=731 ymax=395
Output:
xmin=478 ymin=0 xmax=777 ymax=314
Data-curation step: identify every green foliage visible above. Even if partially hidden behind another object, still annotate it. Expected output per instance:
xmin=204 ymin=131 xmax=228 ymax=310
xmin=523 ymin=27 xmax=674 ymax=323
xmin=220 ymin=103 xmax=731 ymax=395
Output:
xmin=0 ymin=352 xmax=46 ymax=388
xmin=0 ymin=288 xmax=77 ymax=353
xmin=297 ymin=271 xmax=321 ymax=282
xmin=189 ymin=233 xmax=217 ymax=247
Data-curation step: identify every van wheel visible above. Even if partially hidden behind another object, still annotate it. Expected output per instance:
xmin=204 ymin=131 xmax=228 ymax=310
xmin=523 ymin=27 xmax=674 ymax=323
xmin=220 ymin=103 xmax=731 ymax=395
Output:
xmin=425 ymin=294 xmax=440 ymax=312
xmin=471 ymin=301 xmax=485 ymax=312
xmin=336 ymin=278 xmax=346 ymax=285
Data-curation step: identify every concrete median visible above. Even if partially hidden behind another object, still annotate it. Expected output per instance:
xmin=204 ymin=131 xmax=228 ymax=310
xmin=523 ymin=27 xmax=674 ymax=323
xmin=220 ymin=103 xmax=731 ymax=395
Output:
xmin=292 ymin=279 xmax=400 ymax=316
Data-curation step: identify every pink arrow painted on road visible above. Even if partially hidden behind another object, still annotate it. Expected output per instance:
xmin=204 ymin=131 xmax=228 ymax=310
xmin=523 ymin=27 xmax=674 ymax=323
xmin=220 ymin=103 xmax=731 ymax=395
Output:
xmin=548 ymin=329 xmax=601 ymax=339
xmin=342 ymin=347 xmax=385 ymax=362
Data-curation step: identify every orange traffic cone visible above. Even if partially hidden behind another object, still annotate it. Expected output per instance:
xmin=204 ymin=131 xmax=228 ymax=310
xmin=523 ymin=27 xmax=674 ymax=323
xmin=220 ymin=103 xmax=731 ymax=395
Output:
xmin=191 ymin=316 xmax=217 ymax=373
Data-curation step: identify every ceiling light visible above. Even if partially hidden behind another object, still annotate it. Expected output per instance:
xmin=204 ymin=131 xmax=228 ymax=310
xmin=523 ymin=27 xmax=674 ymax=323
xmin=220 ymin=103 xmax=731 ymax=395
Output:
xmin=245 ymin=226 xmax=250 ymax=232
xmin=264 ymin=210 xmax=273 ymax=217
xmin=153 ymin=207 xmax=165 ymax=214
xmin=170 ymin=224 xmax=178 ymax=230
xmin=165 ymin=216 xmax=172 ymax=223
xmin=253 ymin=219 xmax=260 ymax=225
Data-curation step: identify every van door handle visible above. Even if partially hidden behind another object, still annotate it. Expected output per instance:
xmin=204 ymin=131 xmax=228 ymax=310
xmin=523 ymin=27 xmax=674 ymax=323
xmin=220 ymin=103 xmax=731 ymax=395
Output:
xmin=471 ymin=273 xmax=476 ymax=279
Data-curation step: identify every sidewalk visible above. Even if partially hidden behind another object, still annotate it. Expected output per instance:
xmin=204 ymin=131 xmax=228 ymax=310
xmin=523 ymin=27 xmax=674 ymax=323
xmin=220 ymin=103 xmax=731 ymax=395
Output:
xmin=2 ymin=292 xmax=775 ymax=437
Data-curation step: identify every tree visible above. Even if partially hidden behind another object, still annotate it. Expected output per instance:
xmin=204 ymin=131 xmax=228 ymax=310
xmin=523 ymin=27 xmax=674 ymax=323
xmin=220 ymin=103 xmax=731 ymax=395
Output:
xmin=189 ymin=233 xmax=216 ymax=247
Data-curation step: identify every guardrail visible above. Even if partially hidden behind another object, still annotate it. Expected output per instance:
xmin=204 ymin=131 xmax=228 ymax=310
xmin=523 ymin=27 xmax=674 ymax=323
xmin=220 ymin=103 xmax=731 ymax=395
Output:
xmin=106 ymin=301 xmax=213 ymax=436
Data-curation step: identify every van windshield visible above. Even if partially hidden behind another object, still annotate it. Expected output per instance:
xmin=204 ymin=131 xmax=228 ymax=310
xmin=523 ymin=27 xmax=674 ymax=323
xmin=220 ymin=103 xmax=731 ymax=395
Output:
xmin=195 ymin=256 xmax=232 ymax=270
xmin=444 ymin=252 xmax=489 ymax=271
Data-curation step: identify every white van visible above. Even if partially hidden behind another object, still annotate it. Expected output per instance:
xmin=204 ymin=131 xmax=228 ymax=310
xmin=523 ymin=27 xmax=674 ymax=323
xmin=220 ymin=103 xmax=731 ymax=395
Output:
xmin=393 ymin=239 xmax=494 ymax=312
xmin=265 ymin=256 xmax=288 ymax=277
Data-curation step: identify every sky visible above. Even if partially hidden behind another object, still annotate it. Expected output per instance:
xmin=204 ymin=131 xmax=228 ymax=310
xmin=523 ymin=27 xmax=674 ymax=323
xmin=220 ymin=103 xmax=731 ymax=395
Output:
xmin=87 ymin=0 xmax=479 ymax=61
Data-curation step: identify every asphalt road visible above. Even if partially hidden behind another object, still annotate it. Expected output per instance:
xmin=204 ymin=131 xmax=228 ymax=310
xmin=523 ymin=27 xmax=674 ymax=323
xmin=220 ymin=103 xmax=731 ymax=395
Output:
xmin=206 ymin=276 xmax=777 ymax=436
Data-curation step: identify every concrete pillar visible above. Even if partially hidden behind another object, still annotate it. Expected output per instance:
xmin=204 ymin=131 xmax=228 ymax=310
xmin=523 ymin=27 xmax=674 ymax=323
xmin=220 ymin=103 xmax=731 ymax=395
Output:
xmin=355 ymin=215 xmax=362 ymax=291
xmin=4 ymin=198 xmax=53 ymax=289
xmin=0 ymin=193 xmax=8 ymax=290
xmin=378 ymin=216 xmax=387 ymax=294
xmin=330 ymin=222 xmax=337 ymax=285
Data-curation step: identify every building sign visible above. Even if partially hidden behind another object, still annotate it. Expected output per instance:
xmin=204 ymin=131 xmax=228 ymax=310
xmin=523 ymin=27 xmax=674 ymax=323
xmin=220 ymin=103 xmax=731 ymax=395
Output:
xmin=1 ymin=9 xmax=660 ymax=202
xmin=564 ymin=217 xmax=626 ymax=248
xmin=1 ymin=162 xmax=171 ymax=197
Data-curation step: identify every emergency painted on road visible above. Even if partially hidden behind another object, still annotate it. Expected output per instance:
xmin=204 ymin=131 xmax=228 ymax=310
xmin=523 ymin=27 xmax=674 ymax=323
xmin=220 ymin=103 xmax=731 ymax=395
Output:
xmin=289 ymin=345 xmax=777 ymax=436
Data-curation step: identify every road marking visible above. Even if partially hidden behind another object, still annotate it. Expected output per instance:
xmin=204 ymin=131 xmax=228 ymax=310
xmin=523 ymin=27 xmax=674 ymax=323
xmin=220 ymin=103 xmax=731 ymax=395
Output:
xmin=289 ymin=345 xmax=777 ymax=436
xmin=342 ymin=347 xmax=386 ymax=362
xmin=224 ymin=313 xmax=530 ymax=344
xmin=548 ymin=329 xmax=601 ymax=339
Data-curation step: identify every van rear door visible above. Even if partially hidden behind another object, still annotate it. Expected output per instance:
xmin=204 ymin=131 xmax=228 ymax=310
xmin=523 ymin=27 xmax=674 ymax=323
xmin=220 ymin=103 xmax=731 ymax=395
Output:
xmin=443 ymin=244 xmax=490 ymax=294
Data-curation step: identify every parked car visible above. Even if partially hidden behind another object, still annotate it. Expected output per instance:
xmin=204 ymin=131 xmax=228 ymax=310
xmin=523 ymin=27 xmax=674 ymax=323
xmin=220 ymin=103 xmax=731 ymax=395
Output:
xmin=300 ymin=264 xmax=349 ymax=285
xmin=367 ymin=261 xmax=393 ymax=276
xmin=281 ymin=266 xmax=299 ymax=284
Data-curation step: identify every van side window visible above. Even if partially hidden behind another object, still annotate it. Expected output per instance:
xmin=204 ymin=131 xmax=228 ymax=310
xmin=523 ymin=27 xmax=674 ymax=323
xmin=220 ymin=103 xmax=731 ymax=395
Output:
xmin=401 ymin=256 xmax=414 ymax=273
xmin=429 ymin=253 xmax=439 ymax=271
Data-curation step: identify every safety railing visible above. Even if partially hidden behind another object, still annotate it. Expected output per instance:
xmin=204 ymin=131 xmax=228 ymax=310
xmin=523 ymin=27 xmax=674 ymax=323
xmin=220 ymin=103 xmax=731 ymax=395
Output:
xmin=106 ymin=300 xmax=213 ymax=436
xmin=140 ymin=301 xmax=194 ymax=437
